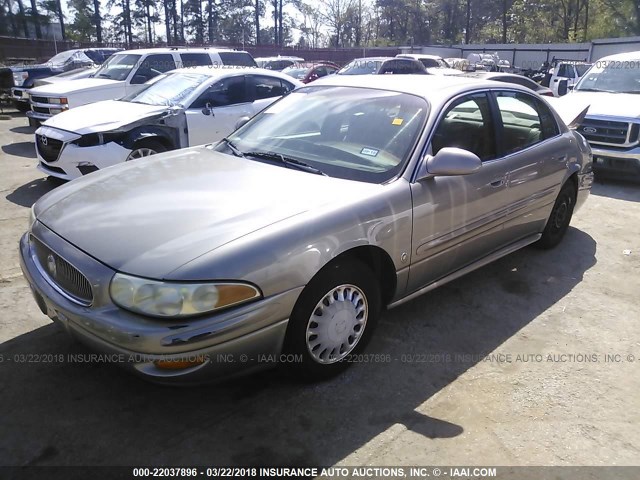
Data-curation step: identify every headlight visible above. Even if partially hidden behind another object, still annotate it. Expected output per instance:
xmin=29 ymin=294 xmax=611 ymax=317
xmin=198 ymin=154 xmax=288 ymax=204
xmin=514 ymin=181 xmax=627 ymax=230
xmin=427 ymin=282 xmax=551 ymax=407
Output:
xmin=109 ymin=273 xmax=261 ymax=318
xmin=28 ymin=204 xmax=36 ymax=230
xmin=72 ymin=132 xmax=122 ymax=148
xmin=48 ymin=97 xmax=68 ymax=105
xmin=12 ymin=71 xmax=28 ymax=87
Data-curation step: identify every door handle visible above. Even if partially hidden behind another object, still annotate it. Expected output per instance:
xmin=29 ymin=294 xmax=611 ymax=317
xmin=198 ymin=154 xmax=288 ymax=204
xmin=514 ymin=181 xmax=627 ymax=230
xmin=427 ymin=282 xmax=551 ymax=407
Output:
xmin=490 ymin=178 xmax=505 ymax=187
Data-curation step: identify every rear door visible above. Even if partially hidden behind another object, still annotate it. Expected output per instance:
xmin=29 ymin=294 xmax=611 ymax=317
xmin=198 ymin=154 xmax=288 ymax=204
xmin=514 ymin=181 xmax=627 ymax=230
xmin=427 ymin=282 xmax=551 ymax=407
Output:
xmin=185 ymin=75 xmax=252 ymax=145
xmin=492 ymin=90 xmax=567 ymax=238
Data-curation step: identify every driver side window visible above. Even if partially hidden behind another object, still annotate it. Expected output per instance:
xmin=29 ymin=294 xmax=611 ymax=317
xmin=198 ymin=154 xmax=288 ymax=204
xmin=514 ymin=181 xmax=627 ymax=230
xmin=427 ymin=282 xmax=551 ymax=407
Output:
xmin=431 ymin=93 xmax=496 ymax=161
xmin=131 ymin=54 xmax=176 ymax=84
xmin=190 ymin=76 xmax=247 ymax=109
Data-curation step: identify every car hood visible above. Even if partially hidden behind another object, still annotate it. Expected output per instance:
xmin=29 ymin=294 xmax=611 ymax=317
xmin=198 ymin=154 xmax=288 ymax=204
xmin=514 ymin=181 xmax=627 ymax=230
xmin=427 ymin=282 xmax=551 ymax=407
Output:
xmin=29 ymin=77 xmax=123 ymax=96
xmin=556 ymin=91 xmax=640 ymax=120
xmin=42 ymin=100 xmax=170 ymax=134
xmin=36 ymin=146 xmax=380 ymax=279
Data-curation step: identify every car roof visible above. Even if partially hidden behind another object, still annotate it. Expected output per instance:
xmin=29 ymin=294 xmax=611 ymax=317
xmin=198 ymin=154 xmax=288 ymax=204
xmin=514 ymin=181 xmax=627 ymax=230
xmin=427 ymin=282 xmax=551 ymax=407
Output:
xmin=313 ymin=73 xmax=532 ymax=99
xmin=166 ymin=66 xmax=297 ymax=81
xmin=255 ymin=56 xmax=304 ymax=61
xmin=116 ymin=47 xmax=243 ymax=56
xmin=398 ymin=53 xmax=443 ymax=60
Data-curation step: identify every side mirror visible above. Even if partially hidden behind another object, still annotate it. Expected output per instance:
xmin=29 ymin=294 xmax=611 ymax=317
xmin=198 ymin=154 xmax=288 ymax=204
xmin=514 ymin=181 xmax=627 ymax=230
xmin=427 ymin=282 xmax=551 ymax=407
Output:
xmin=424 ymin=147 xmax=481 ymax=177
xmin=202 ymin=102 xmax=214 ymax=116
xmin=235 ymin=116 xmax=251 ymax=130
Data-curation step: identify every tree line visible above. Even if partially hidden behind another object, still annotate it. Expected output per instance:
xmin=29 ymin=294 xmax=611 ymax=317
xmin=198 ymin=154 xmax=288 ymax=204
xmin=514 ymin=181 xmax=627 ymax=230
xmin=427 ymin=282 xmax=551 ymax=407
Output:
xmin=1 ymin=0 xmax=639 ymax=47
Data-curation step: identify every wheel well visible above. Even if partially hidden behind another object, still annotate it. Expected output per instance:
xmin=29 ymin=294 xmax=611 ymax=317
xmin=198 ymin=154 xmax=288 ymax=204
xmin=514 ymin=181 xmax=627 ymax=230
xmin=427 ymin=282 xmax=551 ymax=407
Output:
xmin=133 ymin=135 xmax=172 ymax=150
xmin=331 ymin=246 xmax=397 ymax=306
xmin=566 ymin=172 xmax=578 ymax=199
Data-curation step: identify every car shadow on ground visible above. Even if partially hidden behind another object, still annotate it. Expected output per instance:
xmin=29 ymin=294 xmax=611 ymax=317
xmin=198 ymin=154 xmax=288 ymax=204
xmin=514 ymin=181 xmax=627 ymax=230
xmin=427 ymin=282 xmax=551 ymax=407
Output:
xmin=5 ymin=177 xmax=58 ymax=207
xmin=1 ymin=141 xmax=36 ymax=159
xmin=10 ymin=125 xmax=37 ymax=135
xmin=0 ymin=228 xmax=597 ymax=467
xmin=591 ymin=180 xmax=640 ymax=203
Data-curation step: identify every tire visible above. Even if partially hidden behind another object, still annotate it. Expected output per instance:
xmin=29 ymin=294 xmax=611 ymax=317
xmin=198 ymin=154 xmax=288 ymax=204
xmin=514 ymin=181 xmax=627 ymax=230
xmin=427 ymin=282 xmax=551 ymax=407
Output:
xmin=14 ymin=101 xmax=30 ymax=112
xmin=28 ymin=118 xmax=40 ymax=128
xmin=283 ymin=259 xmax=381 ymax=380
xmin=536 ymin=181 xmax=576 ymax=249
xmin=126 ymin=139 xmax=167 ymax=161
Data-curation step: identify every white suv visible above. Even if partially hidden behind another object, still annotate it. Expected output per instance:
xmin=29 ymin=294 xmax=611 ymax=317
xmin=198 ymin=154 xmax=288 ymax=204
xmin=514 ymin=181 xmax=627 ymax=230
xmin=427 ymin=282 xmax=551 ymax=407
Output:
xmin=556 ymin=51 xmax=640 ymax=180
xmin=26 ymin=47 xmax=256 ymax=125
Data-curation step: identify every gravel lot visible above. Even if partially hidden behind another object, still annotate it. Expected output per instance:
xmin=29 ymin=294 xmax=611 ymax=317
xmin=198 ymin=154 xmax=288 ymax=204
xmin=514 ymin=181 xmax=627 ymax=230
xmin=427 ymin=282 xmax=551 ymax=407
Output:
xmin=0 ymin=111 xmax=638 ymax=468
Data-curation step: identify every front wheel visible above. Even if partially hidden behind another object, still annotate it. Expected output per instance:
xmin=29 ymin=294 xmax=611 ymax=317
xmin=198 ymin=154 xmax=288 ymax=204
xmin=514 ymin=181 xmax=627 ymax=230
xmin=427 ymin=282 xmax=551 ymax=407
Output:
xmin=536 ymin=181 xmax=576 ymax=249
xmin=126 ymin=139 xmax=167 ymax=161
xmin=283 ymin=259 xmax=381 ymax=380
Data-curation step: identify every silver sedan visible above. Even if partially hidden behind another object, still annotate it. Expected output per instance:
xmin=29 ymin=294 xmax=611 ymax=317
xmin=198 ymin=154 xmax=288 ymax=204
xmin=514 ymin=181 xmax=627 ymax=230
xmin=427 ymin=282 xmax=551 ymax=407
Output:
xmin=20 ymin=75 xmax=593 ymax=384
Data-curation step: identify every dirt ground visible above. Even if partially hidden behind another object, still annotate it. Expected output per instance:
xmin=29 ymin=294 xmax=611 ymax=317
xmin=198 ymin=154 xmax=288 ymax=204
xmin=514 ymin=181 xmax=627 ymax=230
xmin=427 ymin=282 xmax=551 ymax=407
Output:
xmin=0 ymin=111 xmax=638 ymax=469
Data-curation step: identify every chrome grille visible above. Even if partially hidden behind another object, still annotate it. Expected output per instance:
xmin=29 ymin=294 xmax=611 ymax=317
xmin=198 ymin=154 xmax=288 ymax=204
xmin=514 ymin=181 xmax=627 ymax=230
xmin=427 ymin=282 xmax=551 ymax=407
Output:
xmin=579 ymin=118 xmax=638 ymax=146
xmin=30 ymin=95 xmax=48 ymax=104
xmin=35 ymin=134 xmax=63 ymax=162
xmin=30 ymin=235 xmax=93 ymax=305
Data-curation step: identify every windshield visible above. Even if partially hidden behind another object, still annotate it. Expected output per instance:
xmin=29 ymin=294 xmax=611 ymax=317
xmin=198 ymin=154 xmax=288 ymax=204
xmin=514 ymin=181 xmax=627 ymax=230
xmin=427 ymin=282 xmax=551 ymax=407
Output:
xmin=123 ymin=72 xmax=208 ymax=106
xmin=93 ymin=53 xmax=141 ymax=81
xmin=219 ymin=86 xmax=428 ymax=183
xmin=282 ymin=67 xmax=308 ymax=79
xmin=48 ymin=50 xmax=82 ymax=66
xmin=575 ymin=61 xmax=640 ymax=93
xmin=575 ymin=64 xmax=590 ymax=77
xmin=337 ymin=59 xmax=384 ymax=75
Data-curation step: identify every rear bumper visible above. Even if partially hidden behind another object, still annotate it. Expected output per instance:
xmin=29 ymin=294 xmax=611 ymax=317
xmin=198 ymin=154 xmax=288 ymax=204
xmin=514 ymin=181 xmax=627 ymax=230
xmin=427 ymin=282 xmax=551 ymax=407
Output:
xmin=19 ymin=226 xmax=300 ymax=385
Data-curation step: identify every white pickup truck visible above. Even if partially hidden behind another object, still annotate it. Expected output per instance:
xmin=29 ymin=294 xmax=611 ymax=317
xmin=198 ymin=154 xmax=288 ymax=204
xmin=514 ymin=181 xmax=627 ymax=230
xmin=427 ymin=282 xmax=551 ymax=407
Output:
xmin=26 ymin=47 xmax=256 ymax=126
xmin=545 ymin=60 xmax=592 ymax=96
xmin=555 ymin=51 xmax=640 ymax=180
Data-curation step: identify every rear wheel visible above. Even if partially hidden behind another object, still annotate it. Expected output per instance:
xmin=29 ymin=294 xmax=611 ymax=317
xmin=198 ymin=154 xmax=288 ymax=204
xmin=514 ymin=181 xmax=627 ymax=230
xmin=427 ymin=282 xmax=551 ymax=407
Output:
xmin=283 ymin=259 xmax=381 ymax=380
xmin=536 ymin=181 xmax=576 ymax=249
xmin=126 ymin=139 xmax=167 ymax=161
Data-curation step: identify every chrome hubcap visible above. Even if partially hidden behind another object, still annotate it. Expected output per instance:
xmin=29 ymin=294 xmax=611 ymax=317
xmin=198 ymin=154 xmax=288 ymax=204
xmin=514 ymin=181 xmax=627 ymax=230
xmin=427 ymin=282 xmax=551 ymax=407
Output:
xmin=127 ymin=148 xmax=157 ymax=160
xmin=305 ymin=284 xmax=368 ymax=364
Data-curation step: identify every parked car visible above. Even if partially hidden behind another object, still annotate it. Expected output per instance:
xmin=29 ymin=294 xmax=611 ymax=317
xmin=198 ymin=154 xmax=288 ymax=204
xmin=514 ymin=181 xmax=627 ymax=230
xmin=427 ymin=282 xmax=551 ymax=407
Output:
xmin=255 ymin=56 xmax=304 ymax=71
xmin=35 ymin=67 xmax=301 ymax=180
xmin=0 ymin=48 xmax=121 ymax=112
xmin=554 ymin=51 xmax=640 ymax=180
xmin=396 ymin=54 xmax=463 ymax=75
xmin=26 ymin=47 xmax=257 ymax=125
xmin=282 ymin=61 xmax=340 ymax=83
xmin=21 ymin=75 xmax=593 ymax=384
xmin=33 ymin=67 xmax=98 ymax=87
xmin=465 ymin=72 xmax=554 ymax=96
xmin=377 ymin=57 xmax=428 ymax=74
xmin=336 ymin=57 xmax=393 ymax=75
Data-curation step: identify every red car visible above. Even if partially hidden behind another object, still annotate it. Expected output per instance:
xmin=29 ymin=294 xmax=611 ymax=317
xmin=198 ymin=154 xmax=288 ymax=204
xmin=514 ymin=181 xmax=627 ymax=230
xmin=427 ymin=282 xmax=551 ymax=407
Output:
xmin=282 ymin=62 xmax=340 ymax=83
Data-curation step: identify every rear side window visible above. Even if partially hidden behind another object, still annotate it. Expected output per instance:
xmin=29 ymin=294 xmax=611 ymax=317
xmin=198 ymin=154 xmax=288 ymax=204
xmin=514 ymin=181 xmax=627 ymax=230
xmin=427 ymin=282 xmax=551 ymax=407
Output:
xmin=432 ymin=93 xmax=496 ymax=161
xmin=495 ymin=91 xmax=558 ymax=155
xmin=180 ymin=53 xmax=212 ymax=68
xmin=219 ymin=52 xmax=257 ymax=67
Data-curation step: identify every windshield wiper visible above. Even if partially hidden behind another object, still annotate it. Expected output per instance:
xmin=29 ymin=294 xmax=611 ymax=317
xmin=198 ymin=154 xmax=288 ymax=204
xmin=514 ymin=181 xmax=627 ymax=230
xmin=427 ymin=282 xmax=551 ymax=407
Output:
xmin=244 ymin=151 xmax=326 ymax=176
xmin=221 ymin=137 xmax=244 ymax=158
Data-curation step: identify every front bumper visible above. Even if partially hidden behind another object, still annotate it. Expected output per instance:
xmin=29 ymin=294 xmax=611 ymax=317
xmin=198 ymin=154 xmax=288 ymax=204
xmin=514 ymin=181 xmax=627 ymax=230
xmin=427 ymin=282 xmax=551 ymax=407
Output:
xmin=11 ymin=87 xmax=29 ymax=103
xmin=19 ymin=224 xmax=300 ymax=384
xmin=35 ymin=125 xmax=133 ymax=180
xmin=591 ymin=145 xmax=640 ymax=181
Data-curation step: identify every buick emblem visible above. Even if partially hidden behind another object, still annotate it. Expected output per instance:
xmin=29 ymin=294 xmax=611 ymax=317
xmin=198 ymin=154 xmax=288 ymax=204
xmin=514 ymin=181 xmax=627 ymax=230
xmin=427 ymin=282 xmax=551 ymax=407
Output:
xmin=40 ymin=135 xmax=48 ymax=146
xmin=583 ymin=127 xmax=597 ymax=134
xmin=46 ymin=254 xmax=57 ymax=278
